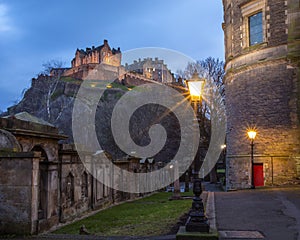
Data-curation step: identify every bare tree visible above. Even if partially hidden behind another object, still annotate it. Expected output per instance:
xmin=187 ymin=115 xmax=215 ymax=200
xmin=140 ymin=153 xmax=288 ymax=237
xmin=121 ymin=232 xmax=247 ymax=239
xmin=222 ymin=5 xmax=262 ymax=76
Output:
xmin=177 ymin=57 xmax=225 ymax=98
xmin=40 ymin=59 xmax=66 ymax=75
xmin=177 ymin=57 xmax=225 ymax=127
xmin=39 ymin=60 xmax=66 ymax=120
xmin=177 ymin=57 xmax=225 ymax=183
xmin=198 ymin=57 xmax=225 ymax=98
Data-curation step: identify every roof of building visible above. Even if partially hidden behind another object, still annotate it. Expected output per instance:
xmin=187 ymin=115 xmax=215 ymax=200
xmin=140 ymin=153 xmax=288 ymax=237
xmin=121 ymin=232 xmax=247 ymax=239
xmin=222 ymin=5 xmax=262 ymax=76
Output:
xmin=0 ymin=129 xmax=22 ymax=152
xmin=76 ymin=40 xmax=121 ymax=56
xmin=4 ymin=112 xmax=54 ymax=127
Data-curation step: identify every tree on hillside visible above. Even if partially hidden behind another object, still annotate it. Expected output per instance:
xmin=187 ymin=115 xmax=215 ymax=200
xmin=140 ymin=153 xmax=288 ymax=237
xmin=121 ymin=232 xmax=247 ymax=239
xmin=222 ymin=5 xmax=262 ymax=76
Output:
xmin=39 ymin=60 xmax=66 ymax=120
xmin=40 ymin=59 xmax=66 ymax=75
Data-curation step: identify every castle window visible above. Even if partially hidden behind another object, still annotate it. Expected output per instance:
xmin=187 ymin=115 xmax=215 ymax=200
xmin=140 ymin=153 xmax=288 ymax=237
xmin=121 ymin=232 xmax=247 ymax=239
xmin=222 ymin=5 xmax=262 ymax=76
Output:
xmin=249 ymin=12 xmax=263 ymax=46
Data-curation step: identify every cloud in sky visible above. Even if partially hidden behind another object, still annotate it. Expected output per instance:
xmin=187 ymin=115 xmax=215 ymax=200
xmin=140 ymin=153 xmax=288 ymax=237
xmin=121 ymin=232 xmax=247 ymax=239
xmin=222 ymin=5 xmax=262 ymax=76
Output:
xmin=0 ymin=3 xmax=13 ymax=33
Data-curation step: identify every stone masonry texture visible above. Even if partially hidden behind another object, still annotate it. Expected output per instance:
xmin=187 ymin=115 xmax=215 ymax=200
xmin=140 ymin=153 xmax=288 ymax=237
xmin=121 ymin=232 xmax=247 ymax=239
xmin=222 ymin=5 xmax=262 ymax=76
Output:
xmin=222 ymin=0 xmax=300 ymax=189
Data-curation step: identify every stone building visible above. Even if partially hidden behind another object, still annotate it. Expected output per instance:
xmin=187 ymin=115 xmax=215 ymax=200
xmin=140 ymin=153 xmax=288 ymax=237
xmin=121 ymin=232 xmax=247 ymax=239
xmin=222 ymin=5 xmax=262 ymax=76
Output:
xmin=49 ymin=40 xmax=175 ymax=84
xmin=0 ymin=114 xmax=155 ymax=235
xmin=125 ymin=57 xmax=174 ymax=83
xmin=71 ymin=39 xmax=121 ymax=68
xmin=0 ymin=115 xmax=67 ymax=234
xmin=222 ymin=0 xmax=300 ymax=189
xmin=50 ymin=40 xmax=122 ymax=79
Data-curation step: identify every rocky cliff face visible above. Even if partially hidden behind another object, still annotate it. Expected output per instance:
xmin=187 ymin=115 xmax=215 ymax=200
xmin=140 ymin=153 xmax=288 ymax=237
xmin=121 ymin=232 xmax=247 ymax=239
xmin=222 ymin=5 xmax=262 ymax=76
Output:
xmin=6 ymin=75 xmax=80 ymax=141
xmin=3 ymin=74 xmax=182 ymax=162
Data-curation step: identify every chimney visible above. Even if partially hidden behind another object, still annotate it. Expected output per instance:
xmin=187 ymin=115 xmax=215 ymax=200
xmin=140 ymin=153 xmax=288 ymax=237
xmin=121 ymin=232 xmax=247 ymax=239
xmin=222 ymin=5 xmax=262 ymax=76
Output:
xmin=104 ymin=39 xmax=108 ymax=45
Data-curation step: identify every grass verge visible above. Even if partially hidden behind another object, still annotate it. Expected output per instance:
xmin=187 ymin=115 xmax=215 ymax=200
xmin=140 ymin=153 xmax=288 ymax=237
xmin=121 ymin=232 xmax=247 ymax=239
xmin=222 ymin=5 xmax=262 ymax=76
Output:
xmin=54 ymin=192 xmax=192 ymax=236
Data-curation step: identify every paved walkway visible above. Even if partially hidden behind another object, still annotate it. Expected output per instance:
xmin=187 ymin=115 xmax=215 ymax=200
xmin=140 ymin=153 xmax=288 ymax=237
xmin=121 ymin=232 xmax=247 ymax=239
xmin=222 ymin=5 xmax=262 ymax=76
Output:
xmin=214 ymin=185 xmax=300 ymax=240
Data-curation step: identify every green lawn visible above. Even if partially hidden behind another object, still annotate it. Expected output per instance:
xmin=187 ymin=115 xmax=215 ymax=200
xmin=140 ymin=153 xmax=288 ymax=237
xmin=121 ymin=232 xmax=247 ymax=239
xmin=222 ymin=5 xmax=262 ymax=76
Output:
xmin=54 ymin=192 xmax=192 ymax=236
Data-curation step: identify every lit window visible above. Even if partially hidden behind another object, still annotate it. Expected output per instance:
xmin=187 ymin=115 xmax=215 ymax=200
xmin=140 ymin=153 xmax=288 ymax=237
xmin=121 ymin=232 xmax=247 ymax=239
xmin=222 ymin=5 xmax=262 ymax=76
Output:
xmin=249 ymin=12 xmax=263 ymax=46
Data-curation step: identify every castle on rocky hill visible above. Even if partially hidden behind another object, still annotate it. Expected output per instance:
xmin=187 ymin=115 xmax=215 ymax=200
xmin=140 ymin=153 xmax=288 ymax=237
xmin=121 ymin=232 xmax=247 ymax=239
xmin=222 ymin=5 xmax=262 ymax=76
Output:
xmin=50 ymin=39 xmax=122 ymax=79
xmin=50 ymin=39 xmax=174 ymax=83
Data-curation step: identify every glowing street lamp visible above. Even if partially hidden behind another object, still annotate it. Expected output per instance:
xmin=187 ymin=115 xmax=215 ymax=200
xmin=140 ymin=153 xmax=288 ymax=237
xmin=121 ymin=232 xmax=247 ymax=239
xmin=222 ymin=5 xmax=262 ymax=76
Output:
xmin=247 ymin=130 xmax=257 ymax=140
xmin=247 ymin=130 xmax=257 ymax=189
xmin=186 ymin=71 xmax=206 ymax=102
xmin=185 ymin=71 xmax=209 ymax=233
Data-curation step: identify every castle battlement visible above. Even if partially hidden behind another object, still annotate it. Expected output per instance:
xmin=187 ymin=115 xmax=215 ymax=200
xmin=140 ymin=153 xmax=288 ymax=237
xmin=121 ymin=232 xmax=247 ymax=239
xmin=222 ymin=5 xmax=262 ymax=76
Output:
xmin=125 ymin=57 xmax=174 ymax=83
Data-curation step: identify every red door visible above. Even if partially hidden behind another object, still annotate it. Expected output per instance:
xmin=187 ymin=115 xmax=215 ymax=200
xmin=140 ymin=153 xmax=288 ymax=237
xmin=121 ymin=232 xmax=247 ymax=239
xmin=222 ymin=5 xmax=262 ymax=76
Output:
xmin=254 ymin=164 xmax=264 ymax=187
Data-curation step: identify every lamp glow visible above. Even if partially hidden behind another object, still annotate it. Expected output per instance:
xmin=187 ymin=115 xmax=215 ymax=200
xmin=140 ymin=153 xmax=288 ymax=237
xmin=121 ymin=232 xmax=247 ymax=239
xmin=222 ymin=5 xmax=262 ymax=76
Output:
xmin=247 ymin=129 xmax=257 ymax=189
xmin=186 ymin=71 xmax=205 ymax=101
xmin=187 ymin=81 xmax=204 ymax=98
xmin=247 ymin=130 xmax=257 ymax=140
xmin=221 ymin=144 xmax=226 ymax=149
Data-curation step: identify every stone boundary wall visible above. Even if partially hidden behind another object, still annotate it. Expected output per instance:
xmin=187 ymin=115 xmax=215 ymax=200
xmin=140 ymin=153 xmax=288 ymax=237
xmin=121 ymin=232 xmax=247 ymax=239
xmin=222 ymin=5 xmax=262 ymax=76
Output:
xmin=0 ymin=152 xmax=40 ymax=234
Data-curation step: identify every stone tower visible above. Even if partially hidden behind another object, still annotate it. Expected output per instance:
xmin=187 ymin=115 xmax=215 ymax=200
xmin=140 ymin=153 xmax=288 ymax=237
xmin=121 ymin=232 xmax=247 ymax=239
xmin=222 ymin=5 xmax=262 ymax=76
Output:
xmin=71 ymin=39 xmax=121 ymax=68
xmin=222 ymin=0 xmax=300 ymax=189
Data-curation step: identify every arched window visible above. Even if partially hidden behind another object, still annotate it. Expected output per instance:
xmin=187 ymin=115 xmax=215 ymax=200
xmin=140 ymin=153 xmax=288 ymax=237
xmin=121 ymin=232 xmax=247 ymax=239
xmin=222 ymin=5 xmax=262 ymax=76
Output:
xmin=81 ymin=172 xmax=88 ymax=199
xmin=32 ymin=145 xmax=47 ymax=162
xmin=66 ymin=172 xmax=74 ymax=204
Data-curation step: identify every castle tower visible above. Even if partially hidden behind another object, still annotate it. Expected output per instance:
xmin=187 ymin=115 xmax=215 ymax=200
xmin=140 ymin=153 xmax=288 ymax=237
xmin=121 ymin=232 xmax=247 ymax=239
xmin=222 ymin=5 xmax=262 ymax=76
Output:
xmin=71 ymin=39 xmax=121 ymax=68
xmin=59 ymin=40 xmax=122 ymax=79
xmin=222 ymin=0 xmax=300 ymax=189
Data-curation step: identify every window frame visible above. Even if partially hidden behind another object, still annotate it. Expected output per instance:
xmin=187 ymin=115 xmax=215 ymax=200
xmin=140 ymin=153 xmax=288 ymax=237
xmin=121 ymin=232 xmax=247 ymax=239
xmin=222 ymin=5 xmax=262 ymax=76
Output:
xmin=240 ymin=0 xmax=266 ymax=48
xmin=248 ymin=11 xmax=263 ymax=46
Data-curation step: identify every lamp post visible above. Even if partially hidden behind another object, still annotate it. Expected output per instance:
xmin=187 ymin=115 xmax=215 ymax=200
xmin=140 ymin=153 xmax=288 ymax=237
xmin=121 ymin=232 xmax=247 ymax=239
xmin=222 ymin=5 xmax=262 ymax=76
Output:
xmin=247 ymin=130 xmax=257 ymax=189
xmin=185 ymin=71 xmax=209 ymax=233
xmin=221 ymin=144 xmax=227 ymax=186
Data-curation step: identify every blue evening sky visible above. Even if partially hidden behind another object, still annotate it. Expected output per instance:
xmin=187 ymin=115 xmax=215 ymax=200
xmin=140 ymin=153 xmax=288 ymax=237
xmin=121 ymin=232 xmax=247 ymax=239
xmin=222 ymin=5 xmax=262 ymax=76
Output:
xmin=0 ymin=0 xmax=224 ymax=112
